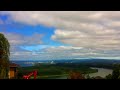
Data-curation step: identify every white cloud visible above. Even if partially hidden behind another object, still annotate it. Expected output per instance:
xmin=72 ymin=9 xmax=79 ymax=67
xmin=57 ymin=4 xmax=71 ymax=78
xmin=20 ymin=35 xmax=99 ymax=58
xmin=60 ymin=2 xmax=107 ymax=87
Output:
xmin=9 ymin=45 xmax=120 ymax=60
xmin=0 ymin=32 xmax=43 ymax=45
xmin=1 ymin=11 xmax=120 ymax=50
xmin=1 ymin=11 xmax=120 ymax=60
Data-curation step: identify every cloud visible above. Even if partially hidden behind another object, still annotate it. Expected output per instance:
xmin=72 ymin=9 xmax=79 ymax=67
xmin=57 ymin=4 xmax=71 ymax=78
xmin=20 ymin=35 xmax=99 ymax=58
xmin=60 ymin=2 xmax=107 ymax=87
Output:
xmin=9 ymin=46 xmax=84 ymax=60
xmin=1 ymin=11 xmax=120 ymax=60
xmin=0 ymin=19 xmax=4 ymax=24
xmin=1 ymin=11 xmax=120 ymax=50
xmin=9 ymin=45 xmax=120 ymax=60
xmin=0 ymin=32 xmax=43 ymax=45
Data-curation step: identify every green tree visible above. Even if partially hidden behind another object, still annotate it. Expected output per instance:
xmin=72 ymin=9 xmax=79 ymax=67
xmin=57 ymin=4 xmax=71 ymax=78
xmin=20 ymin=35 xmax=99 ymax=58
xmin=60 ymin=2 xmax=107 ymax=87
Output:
xmin=112 ymin=64 xmax=120 ymax=79
xmin=106 ymin=74 xmax=112 ymax=79
xmin=0 ymin=33 xmax=10 ymax=79
xmin=86 ymin=74 xmax=91 ymax=79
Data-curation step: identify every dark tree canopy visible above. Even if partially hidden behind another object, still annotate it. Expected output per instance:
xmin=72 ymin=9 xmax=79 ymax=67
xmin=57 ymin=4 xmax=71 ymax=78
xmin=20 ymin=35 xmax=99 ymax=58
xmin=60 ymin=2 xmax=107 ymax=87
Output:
xmin=0 ymin=33 xmax=10 ymax=79
xmin=112 ymin=64 xmax=120 ymax=79
xmin=106 ymin=74 xmax=112 ymax=79
xmin=68 ymin=71 xmax=85 ymax=79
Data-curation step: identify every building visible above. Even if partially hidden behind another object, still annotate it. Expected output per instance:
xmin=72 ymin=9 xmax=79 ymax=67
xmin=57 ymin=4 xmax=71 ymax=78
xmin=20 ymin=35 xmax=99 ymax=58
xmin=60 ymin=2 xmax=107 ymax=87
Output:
xmin=8 ymin=63 xmax=19 ymax=79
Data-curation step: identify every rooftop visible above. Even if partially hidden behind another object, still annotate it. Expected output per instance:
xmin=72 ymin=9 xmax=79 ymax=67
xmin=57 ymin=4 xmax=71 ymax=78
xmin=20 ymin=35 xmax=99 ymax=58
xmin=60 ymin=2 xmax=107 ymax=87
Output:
xmin=9 ymin=63 xmax=20 ymax=67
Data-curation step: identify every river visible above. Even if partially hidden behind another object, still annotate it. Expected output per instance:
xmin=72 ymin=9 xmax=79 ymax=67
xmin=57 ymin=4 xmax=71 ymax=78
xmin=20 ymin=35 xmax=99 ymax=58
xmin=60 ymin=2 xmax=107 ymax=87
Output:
xmin=56 ymin=67 xmax=113 ymax=79
xmin=89 ymin=67 xmax=113 ymax=78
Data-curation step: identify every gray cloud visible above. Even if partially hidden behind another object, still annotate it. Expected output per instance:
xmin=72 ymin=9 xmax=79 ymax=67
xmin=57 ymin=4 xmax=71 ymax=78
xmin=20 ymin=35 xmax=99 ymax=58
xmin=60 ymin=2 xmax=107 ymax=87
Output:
xmin=0 ymin=32 xmax=43 ymax=45
xmin=1 ymin=11 xmax=120 ymax=60
xmin=9 ymin=45 xmax=120 ymax=60
xmin=1 ymin=11 xmax=120 ymax=50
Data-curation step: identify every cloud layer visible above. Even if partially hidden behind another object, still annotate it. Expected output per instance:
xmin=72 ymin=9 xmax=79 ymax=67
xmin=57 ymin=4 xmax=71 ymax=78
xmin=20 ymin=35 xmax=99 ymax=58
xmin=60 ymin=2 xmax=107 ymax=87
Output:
xmin=1 ymin=32 xmax=43 ymax=45
xmin=1 ymin=11 xmax=120 ymax=60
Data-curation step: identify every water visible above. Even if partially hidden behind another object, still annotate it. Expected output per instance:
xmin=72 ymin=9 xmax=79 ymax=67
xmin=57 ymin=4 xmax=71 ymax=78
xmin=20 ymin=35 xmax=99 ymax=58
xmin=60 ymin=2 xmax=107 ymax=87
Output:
xmin=56 ymin=67 xmax=113 ymax=79
xmin=89 ymin=67 xmax=113 ymax=78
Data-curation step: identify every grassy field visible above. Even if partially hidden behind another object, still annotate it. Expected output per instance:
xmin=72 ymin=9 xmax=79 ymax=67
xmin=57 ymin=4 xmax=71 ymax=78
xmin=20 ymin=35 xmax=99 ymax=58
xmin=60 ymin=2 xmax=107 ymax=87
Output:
xmin=18 ymin=63 xmax=98 ymax=79
xmin=30 ymin=74 xmax=68 ymax=79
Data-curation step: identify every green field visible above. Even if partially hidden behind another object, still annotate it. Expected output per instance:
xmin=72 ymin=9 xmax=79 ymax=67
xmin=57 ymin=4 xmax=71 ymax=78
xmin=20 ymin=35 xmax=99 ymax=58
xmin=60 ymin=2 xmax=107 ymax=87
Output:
xmin=30 ymin=74 xmax=68 ymax=79
xmin=18 ymin=63 xmax=98 ymax=79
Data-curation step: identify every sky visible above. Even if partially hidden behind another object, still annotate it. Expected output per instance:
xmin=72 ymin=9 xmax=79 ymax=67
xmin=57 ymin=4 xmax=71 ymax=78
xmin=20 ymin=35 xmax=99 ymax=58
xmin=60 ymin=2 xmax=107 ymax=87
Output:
xmin=0 ymin=11 xmax=120 ymax=61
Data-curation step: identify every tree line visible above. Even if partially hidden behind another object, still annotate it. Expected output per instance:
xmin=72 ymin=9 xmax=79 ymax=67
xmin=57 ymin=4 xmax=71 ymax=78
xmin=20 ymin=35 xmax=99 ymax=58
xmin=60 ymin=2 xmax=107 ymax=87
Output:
xmin=0 ymin=33 xmax=10 ymax=79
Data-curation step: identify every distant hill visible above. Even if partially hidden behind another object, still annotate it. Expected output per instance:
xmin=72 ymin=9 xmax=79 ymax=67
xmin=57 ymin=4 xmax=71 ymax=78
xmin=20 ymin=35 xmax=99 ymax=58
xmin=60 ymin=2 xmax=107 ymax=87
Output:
xmin=11 ymin=59 xmax=120 ymax=67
